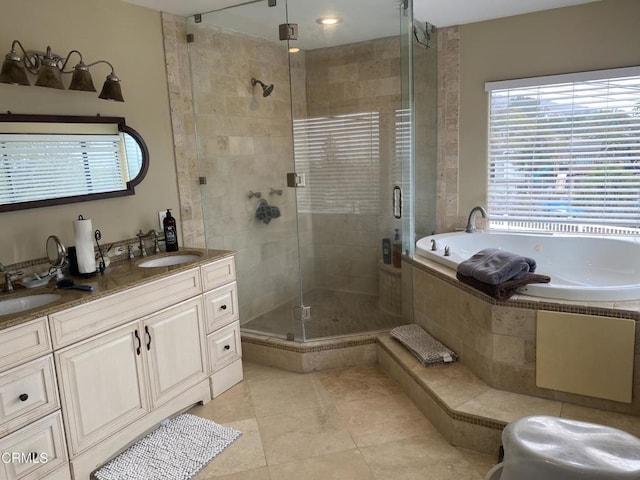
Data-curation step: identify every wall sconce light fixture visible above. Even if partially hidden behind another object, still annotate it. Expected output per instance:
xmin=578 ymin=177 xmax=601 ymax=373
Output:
xmin=0 ymin=40 xmax=124 ymax=102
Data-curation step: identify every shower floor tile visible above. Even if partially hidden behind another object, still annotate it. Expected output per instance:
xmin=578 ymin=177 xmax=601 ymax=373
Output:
xmin=241 ymin=288 xmax=406 ymax=340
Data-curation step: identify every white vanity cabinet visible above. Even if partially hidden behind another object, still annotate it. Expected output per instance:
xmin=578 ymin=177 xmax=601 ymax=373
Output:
xmin=0 ymin=318 xmax=70 ymax=480
xmin=1 ymin=253 xmax=241 ymax=480
xmin=56 ymin=296 xmax=207 ymax=456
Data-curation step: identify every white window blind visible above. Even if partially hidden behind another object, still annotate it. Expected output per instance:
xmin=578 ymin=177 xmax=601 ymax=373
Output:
xmin=0 ymin=133 xmax=128 ymax=205
xmin=293 ymin=112 xmax=380 ymax=214
xmin=486 ymin=67 xmax=640 ymax=234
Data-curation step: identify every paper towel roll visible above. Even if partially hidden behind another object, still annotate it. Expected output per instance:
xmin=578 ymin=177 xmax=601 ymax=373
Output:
xmin=73 ymin=217 xmax=96 ymax=274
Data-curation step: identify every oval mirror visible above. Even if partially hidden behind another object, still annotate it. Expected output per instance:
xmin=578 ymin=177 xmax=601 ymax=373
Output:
xmin=0 ymin=114 xmax=149 ymax=212
xmin=46 ymin=235 xmax=66 ymax=269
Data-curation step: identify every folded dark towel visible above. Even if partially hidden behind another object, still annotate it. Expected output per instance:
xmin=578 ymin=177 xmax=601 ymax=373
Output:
xmin=456 ymin=271 xmax=551 ymax=300
xmin=456 ymin=248 xmax=537 ymax=285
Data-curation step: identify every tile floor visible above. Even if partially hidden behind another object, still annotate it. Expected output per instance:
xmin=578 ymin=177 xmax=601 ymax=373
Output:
xmin=189 ymin=362 xmax=496 ymax=479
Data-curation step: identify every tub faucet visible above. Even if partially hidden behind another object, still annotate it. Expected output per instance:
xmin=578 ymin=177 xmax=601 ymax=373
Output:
xmin=465 ymin=206 xmax=488 ymax=233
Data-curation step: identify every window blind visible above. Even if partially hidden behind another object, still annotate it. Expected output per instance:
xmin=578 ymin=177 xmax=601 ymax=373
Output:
xmin=293 ymin=112 xmax=380 ymax=214
xmin=486 ymin=68 xmax=640 ymax=234
xmin=0 ymin=133 xmax=128 ymax=205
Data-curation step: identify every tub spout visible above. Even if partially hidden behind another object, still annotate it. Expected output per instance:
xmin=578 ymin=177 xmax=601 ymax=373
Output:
xmin=465 ymin=206 xmax=488 ymax=233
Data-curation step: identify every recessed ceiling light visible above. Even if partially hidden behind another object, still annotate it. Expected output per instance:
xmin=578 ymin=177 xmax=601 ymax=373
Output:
xmin=316 ymin=17 xmax=342 ymax=25
xmin=289 ymin=47 xmax=300 ymax=53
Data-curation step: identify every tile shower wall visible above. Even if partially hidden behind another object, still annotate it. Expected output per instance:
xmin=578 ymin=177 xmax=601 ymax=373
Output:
xmin=187 ymin=22 xmax=313 ymax=323
xmin=304 ymin=37 xmax=403 ymax=295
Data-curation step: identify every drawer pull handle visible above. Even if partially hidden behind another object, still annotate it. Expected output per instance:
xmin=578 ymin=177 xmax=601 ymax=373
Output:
xmin=19 ymin=393 xmax=29 ymax=402
xmin=29 ymin=452 xmax=38 ymax=461
xmin=220 ymin=305 xmax=227 ymax=310
xmin=145 ymin=325 xmax=152 ymax=351
xmin=224 ymin=344 xmax=231 ymax=350
xmin=134 ymin=329 xmax=141 ymax=355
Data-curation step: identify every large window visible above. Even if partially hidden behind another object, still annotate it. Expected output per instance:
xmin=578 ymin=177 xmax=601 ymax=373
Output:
xmin=486 ymin=66 xmax=640 ymax=234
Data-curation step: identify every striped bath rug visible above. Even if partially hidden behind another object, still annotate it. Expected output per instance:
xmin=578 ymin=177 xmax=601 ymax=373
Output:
xmin=93 ymin=414 xmax=241 ymax=480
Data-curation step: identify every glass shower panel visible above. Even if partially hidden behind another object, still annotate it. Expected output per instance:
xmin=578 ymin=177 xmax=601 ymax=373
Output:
xmin=186 ymin=2 xmax=304 ymax=341
xmin=287 ymin=0 xmax=410 ymax=340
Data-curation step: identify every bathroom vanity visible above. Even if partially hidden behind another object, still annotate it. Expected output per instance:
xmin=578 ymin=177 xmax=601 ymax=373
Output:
xmin=0 ymin=251 xmax=242 ymax=480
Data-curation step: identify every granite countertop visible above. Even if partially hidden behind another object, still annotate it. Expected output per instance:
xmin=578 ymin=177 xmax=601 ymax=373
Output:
xmin=0 ymin=248 xmax=235 ymax=332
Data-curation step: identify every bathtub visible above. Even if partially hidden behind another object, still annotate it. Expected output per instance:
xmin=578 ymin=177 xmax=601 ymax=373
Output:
xmin=415 ymin=231 xmax=640 ymax=302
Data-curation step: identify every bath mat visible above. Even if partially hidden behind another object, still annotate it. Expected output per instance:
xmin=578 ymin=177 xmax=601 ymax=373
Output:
xmin=92 ymin=414 xmax=241 ymax=480
xmin=390 ymin=324 xmax=457 ymax=367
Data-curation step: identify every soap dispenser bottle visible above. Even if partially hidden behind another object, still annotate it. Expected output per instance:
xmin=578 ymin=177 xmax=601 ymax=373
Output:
xmin=163 ymin=209 xmax=179 ymax=252
xmin=392 ymin=228 xmax=402 ymax=268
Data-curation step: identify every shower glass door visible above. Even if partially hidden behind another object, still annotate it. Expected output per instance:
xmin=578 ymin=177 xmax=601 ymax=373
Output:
xmin=188 ymin=0 xmax=418 ymax=342
xmin=187 ymin=1 xmax=304 ymax=341
xmin=287 ymin=0 xmax=412 ymax=339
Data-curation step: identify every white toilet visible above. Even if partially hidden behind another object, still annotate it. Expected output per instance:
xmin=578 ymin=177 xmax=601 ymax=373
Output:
xmin=485 ymin=415 xmax=640 ymax=480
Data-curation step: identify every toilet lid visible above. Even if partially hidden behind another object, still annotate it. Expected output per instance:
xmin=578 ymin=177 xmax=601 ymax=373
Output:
xmin=501 ymin=416 xmax=640 ymax=480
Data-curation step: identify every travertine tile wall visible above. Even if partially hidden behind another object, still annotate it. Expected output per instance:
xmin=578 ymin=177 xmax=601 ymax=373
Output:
xmin=304 ymin=37 xmax=403 ymax=295
xmin=414 ymin=34 xmax=438 ymax=238
xmin=436 ymin=26 xmax=464 ymax=233
xmin=161 ymin=13 xmax=206 ymax=248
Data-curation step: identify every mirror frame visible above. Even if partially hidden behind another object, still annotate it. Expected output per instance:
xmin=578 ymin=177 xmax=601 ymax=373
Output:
xmin=0 ymin=113 xmax=149 ymax=212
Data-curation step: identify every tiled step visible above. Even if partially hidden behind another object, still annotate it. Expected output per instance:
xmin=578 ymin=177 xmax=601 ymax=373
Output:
xmin=377 ymin=333 xmax=640 ymax=454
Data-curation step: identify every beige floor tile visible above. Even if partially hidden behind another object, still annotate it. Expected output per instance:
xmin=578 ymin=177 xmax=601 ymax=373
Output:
xmin=189 ymin=382 xmax=255 ymax=424
xmin=336 ymin=393 xmax=430 ymax=446
xmin=360 ymin=434 xmax=477 ymax=480
xmin=257 ymin=405 xmax=356 ymax=465
xmin=193 ymin=418 xmax=266 ymax=479
xmin=205 ymin=467 xmax=271 ymax=480
xmin=316 ymin=365 xmax=404 ymax=402
xmin=457 ymin=388 xmax=562 ymax=424
xmin=458 ymin=447 xmax=498 ymax=477
xmin=268 ymin=450 xmax=374 ymax=480
xmin=248 ymin=372 xmax=331 ymax=418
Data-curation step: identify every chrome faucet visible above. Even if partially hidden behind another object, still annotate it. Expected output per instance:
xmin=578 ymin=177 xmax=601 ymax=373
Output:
xmin=465 ymin=206 xmax=488 ymax=233
xmin=0 ymin=263 xmax=23 ymax=293
xmin=137 ymin=229 xmax=157 ymax=257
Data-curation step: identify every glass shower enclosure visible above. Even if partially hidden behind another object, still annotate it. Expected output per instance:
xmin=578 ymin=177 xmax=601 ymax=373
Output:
xmin=187 ymin=0 xmax=427 ymax=342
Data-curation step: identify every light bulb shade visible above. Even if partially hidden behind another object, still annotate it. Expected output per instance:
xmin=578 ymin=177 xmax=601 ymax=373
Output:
xmin=69 ymin=64 xmax=96 ymax=92
xmin=35 ymin=64 xmax=64 ymax=89
xmin=0 ymin=55 xmax=30 ymax=86
xmin=98 ymin=73 xmax=124 ymax=102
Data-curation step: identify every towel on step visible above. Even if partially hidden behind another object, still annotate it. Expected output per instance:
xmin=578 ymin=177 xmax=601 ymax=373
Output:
xmin=456 ymin=248 xmax=537 ymax=285
xmin=456 ymin=271 xmax=551 ymax=300
xmin=390 ymin=324 xmax=457 ymax=367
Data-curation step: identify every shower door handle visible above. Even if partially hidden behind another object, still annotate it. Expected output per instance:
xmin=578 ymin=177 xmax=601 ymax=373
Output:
xmin=393 ymin=186 xmax=402 ymax=219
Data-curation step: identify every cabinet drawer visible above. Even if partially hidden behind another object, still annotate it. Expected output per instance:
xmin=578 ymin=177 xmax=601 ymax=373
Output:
xmin=0 ymin=355 xmax=59 ymax=438
xmin=207 ymin=322 xmax=242 ymax=374
xmin=0 ymin=318 xmax=51 ymax=373
xmin=0 ymin=411 xmax=68 ymax=480
xmin=201 ymin=257 xmax=236 ymax=292
xmin=49 ymin=268 xmax=202 ymax=348
xmin=210 ymin=359 xmax=243 ymax=398
xmin=203 ymin=282 xmax=239 ymax=333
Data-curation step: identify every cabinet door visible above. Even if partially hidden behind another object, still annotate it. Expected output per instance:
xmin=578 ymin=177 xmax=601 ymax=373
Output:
xmin=143 ymin=297 xmax=207 ymax=408
xmin=55 ymin=322 xmax=148 ymax=456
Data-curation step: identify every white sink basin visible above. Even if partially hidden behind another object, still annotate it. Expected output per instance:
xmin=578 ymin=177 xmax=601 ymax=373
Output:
xmin=137 ymin=254 xmax=201 ymax=268
xmin=0 ymin=294 xmax=62 ymax=316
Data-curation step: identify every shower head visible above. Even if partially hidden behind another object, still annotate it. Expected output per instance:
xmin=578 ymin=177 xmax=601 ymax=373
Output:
xmin=251 ymin=77 xmax=274 ymax=97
